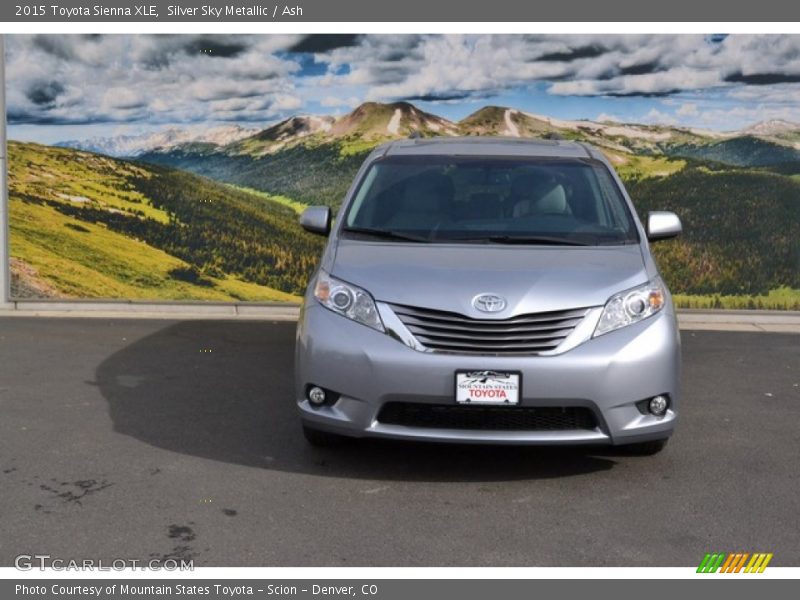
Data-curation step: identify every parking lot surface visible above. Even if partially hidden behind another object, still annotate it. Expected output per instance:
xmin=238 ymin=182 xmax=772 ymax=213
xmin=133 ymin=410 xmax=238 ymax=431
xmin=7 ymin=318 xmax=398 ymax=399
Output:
xmin=0 ymin=318 xmax=798 ymax=566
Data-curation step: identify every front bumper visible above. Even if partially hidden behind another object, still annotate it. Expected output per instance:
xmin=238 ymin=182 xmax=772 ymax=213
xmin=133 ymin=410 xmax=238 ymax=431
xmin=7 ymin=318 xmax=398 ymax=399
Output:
xmin=295 ymin=301 xmax=681 ymax=445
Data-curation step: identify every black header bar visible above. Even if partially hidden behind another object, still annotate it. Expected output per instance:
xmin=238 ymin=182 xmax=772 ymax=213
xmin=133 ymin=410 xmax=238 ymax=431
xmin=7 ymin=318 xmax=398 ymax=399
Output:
xmin=2 ymin=0 xmax=799 ymax=23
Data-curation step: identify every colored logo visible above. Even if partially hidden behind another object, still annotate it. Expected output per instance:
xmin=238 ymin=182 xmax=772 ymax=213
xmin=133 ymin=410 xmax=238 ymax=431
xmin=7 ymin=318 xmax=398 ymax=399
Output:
xmin=697 ymin=552 xmax=773 ymax=573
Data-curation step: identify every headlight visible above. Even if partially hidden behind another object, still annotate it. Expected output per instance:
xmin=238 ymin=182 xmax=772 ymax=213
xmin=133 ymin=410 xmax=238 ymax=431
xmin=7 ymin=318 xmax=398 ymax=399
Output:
xmin=314 ymin=270 xmax=384 ymax=332
xmin=594 ymin=278 xmax=666 ymax=337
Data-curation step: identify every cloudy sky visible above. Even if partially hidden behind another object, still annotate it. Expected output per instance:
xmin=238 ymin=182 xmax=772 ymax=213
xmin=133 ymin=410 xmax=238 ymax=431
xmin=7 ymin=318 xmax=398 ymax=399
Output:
xmin=7 ymin=33 xmax=800 ymax=143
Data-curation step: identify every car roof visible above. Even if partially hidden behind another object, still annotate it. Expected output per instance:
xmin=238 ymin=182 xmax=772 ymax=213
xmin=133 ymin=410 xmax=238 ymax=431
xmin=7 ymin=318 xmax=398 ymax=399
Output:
xmin=379 ymin=136 xmax=598 ymax=159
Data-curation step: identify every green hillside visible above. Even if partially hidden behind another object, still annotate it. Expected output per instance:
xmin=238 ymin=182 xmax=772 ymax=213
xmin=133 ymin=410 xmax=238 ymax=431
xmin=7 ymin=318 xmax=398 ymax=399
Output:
xmin=14 ymin=101 xmax=800 ymax=307
xmin=667 ymin=136 xmax=800 ymax=167
xmin=141 ymin=142 xmax=367 ymax=208
xmin=8 ymin=141 xmax=318 ymax=301
xmin=627 ymin=165 xmax=800 ymax=297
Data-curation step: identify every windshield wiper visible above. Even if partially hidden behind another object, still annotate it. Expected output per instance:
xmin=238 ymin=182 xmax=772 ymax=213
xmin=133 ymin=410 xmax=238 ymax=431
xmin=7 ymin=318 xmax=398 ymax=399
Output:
xmin=454 ymin=234 xmax=590 ymax=246
xmin=342 ymin=226 xmax=431 ymax=243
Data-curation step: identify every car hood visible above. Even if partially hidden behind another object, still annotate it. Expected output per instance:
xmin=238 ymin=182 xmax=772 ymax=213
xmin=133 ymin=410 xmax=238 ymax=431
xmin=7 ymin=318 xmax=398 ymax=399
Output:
xmin=330 ymin=241 xmax=649 ymax=316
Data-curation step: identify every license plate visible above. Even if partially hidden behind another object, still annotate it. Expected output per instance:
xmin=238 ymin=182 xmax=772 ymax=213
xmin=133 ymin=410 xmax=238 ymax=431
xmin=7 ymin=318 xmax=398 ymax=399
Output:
xmin=455 ymin=371 xmax=520 ymax=405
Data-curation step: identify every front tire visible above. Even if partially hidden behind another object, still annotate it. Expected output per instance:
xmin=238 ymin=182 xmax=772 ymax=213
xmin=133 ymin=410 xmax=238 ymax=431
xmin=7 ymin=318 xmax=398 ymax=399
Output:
xmin=621 ymin=438 xmax=669 ymax=456
xmin=302 ymin=424 xmax=347 ymax=447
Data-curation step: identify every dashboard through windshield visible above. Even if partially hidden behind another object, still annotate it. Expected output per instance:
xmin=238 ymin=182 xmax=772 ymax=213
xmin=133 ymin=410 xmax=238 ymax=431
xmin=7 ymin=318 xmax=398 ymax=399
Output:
xmin=342 ymin=155 xmax=639 ymax=246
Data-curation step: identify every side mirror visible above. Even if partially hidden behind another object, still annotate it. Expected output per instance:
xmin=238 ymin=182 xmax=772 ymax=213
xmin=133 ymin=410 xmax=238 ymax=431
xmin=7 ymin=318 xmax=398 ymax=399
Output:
xmin=299 ymin=206 xmax=332 ymax=236
xmin=647 ymin=211 xmax=682 ymax=241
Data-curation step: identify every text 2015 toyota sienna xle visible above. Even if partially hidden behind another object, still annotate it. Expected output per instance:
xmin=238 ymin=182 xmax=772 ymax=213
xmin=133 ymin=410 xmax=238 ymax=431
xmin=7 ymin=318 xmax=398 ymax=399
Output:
xmin=295 ymin=137 xmax=682 ymax=455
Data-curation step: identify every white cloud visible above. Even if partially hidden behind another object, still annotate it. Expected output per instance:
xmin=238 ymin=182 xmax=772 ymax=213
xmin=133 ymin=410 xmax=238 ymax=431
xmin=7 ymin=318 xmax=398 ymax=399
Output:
xmin=102 ymin=88 xmax=145 ymax=111
xmin=7 ymin=33 xmax=800 ymax=134
xmin=271 ymin=94 xmax=303 ymax=111
xmin=727 ymin=82 xmax=800 ymax=104
xmin=313 ymin=34 xmax=800 ymax=102
xmin=677 ymin=103 xmax=699 ymax=117
xmin=320 ymin=95 xmax=361 ymax=108
xmin=5 ymin=34 xmax=302 ymax=126
xmin=641 ymin=108 xmax=678 ymax=126
xmin=693 ymin=104 xmax=800 ymax=130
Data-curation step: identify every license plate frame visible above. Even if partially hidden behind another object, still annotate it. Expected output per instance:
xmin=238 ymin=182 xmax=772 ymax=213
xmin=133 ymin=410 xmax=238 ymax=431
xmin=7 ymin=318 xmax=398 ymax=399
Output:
xmin=454 ymin=370 xmax=521 ymax=405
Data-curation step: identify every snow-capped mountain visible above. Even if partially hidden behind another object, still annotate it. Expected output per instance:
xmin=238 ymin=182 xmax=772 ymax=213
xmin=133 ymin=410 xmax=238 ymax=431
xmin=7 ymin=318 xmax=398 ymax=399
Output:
xmin=57 ymin=124 xmax=259 ymax=157
xmin=56 ymin=102 xmax=800 ymax=165
xmin=742 ymin=119 xmax=800 ymax=136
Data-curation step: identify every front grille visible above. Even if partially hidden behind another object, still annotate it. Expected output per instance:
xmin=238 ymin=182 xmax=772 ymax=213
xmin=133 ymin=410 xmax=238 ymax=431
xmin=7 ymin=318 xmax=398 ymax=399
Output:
xmin=388 ymin=303 xmax=588 ymax=355
xmin=377 ymin=402 xmax=597 ymax=431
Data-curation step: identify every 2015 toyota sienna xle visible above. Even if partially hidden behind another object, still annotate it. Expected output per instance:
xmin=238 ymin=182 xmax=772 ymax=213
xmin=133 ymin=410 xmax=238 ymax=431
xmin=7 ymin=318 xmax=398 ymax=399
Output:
xmin=295 ymin=137 xmax=682 ymax=455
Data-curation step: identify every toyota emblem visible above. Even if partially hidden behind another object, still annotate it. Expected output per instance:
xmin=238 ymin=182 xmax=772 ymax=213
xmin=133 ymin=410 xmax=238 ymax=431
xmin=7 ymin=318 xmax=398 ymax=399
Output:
xmin=472 ymin=294 xmax=507 ymax=313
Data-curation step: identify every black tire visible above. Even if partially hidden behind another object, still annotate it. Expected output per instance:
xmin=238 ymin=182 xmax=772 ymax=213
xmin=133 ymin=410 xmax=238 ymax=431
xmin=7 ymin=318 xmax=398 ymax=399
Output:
xmin=302 ymin=425 xmax=347 ymax=447
xmin=621 ymin=438 xmax=669 ymax=456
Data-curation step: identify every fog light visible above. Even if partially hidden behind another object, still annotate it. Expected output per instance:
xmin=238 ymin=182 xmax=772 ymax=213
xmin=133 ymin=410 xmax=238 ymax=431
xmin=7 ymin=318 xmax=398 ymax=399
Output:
xmin=308 ymin=386 xmax=326 ymax=406
xmin=649 ymin=395 xmax=669 ymax=416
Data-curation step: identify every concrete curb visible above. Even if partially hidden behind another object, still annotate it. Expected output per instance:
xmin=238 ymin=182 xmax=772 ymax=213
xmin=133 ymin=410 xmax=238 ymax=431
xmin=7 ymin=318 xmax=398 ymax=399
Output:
xmin=2 ymin=302 xmax=800 ymax=332
xmin=0 ymin=301 xmax=301 ymax=321
xmin=677 ymin=310 xmax=800 ymax=333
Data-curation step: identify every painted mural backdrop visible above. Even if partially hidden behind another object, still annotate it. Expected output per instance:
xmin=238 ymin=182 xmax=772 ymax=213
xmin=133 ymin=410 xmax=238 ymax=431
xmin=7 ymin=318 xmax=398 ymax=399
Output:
xmin=6 ymin=34 xmax=800 ymax=307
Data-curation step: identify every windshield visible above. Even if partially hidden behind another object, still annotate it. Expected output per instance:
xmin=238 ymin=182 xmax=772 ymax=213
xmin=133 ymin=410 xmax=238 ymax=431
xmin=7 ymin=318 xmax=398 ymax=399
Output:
xmin=343 ymin=155 xmax=639 ymax=245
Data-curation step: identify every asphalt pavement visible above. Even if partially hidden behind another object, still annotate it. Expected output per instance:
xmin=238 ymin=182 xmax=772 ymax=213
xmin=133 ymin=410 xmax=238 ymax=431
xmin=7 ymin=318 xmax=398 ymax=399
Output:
xmin=0 ymin=318 xmax=798 ymax=567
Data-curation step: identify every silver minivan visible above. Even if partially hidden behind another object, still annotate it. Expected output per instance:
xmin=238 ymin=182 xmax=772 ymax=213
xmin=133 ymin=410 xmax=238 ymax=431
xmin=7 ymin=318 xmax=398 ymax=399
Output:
xmin=295 ymin=137 xmax=682 ymax=455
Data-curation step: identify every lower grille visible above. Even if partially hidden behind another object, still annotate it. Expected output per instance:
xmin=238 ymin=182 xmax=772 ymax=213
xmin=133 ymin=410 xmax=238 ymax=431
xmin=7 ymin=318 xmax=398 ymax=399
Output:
xmin=377 ymin=402 xmax=597 ymax=431
xmin=388 ymin=303 xmax=588 ymax=355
